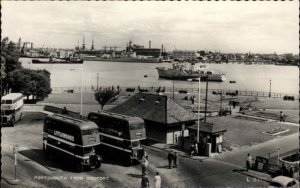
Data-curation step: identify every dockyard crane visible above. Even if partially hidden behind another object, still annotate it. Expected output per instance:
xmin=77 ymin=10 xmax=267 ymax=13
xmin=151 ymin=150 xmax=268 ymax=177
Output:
xmin=21 ymin=41 xmax=31 ymax=54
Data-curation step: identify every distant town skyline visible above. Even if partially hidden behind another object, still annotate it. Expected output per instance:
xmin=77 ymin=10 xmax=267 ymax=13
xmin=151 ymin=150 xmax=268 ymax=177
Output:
xmin=2 ymin=1 xmax=298 ymax=54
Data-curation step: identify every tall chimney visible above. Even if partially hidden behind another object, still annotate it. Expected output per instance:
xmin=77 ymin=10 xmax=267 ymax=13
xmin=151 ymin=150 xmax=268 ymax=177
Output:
xmin=149 ymin=41 xmax=151 ymax=48
xmin=161 ymin=44 xmax=164 ymax=52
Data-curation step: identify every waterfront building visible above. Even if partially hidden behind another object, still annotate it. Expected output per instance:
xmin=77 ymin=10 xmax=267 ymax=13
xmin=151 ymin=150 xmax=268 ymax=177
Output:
xmin=173 ymin=50 xmax=197 ymax=61
xmin=109 ymin=93 xmax=198 ymax=144
xmin=188 ymin=122 xmax=226 ymax=154
xmin=126 ymin=40 xmax=161 ymax=58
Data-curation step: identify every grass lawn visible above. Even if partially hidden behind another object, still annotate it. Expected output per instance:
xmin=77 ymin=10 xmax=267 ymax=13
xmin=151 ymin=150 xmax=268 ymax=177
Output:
xmin=206 ymin=116 xmax=299 ymax=151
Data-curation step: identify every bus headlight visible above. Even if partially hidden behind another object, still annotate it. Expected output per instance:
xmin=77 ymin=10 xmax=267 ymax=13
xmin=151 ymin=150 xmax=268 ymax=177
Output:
xmin=86 ymin=159 xmax=89 ymax=164
xmin=97 ymin=155 xmax=102 ymax=161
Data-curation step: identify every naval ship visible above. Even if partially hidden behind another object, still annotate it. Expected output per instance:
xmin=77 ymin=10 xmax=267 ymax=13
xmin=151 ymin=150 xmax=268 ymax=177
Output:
xmin=156 ymin=63 xmax=226 ymax=82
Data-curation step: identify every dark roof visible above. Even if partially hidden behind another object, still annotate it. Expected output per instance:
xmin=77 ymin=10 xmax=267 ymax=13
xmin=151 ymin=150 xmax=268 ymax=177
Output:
xmin=47 ymin=114 xmax=98 ymax=130
xmin=188 ymin=122 xmax=227 ymax=134
xmin=109 ymin=93 xmax=198 ymax=124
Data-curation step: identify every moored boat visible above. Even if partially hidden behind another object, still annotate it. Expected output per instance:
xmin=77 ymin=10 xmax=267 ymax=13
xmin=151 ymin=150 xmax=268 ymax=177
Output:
xmin=32 ymin=57 xmax=83 ymax=64
xmin=156 ymin=62 xmax=226 ymax=82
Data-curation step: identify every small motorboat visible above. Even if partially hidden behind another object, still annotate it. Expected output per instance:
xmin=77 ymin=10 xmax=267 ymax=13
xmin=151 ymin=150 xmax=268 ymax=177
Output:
xmin=229 ymin=80 xmax=236 ymax=83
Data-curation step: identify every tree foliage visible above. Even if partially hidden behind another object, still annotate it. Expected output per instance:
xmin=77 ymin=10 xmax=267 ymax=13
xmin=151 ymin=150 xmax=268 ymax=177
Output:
xmin=1 ymin=37 xmax=23 ymax=94
xmin=94 ymin=86 xmax=120 ymax=110
xmin=7 ymin=68 xmax=52 ymax=100
xmin=1 ymin=37 xmax=22 ymax=73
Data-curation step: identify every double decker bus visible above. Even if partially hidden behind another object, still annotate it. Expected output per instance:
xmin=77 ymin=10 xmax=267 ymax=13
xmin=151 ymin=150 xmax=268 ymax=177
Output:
xmin=1 ymin=93 xmax=24 ymax=127
xmin=88 ymin=111 xmax=146 ymax=165
xmin=43 ymin=114 xmax=102 ymax=172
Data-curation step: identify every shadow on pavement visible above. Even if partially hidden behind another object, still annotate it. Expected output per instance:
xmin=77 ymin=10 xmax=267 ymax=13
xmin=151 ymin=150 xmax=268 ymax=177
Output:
xmin=233 ymin=168 xmax=272 ymax=183
xmin=156 ymin=165 xmax=171 ymax=169
xmin=127 ymin=173 xmax=143 ymax=178
xmin=19 ymin=149 xmax=70 ymax=172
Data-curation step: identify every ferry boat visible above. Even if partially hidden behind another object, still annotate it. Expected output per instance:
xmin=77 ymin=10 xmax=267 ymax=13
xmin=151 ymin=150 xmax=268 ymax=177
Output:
xmin=156 ymin=63 xmax=226 ymax=82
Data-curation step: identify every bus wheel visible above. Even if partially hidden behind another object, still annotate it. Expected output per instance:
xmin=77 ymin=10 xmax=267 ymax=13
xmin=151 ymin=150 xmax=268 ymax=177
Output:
xmin=95 ymin=161 xmax=101 ymax=168
xmin=76 ymin=164 xmax=84 ymax=172
xmin=10 ymin=121 xmax=15 ymax=127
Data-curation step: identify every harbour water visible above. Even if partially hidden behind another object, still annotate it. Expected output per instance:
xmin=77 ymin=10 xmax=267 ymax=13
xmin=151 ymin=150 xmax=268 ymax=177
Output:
xmin=21 ymin=58 xmax=299 ymax=95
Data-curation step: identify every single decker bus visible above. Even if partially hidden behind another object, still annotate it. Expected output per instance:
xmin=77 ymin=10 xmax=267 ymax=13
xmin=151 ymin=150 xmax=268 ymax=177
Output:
xmin=1 ymin=93 xmax=24 ymax=127
xmin=43 ymin=114 xmax=102 ymax=172
xmin=88 ymin=111 xmax=146 ymax=165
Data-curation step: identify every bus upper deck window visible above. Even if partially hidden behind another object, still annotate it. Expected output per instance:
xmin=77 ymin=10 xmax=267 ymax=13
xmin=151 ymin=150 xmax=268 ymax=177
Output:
xmin=132 ymin=141 xmax=140 ymax=148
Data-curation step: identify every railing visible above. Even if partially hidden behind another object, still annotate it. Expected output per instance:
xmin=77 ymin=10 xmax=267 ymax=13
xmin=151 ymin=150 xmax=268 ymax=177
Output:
xmin=51 ymin=86 xmax=299 ymax=100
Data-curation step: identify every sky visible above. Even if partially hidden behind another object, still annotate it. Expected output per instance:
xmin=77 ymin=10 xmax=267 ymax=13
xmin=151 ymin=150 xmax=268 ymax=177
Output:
xmin=2 ymin=1 xmax=299 ymax=54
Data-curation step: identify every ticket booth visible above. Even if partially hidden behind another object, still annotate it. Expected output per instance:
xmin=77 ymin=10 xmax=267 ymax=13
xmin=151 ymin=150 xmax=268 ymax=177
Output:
xmin=188 ymin=122 xmax=227 ymax=155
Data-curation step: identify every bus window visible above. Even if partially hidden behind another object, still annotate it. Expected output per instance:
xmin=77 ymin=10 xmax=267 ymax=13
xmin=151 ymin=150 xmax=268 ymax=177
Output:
xmin=83 ymin=147 xmax=95 ymax=155
xmin=1 ymin=100 xmax=13 ymax=104
xmin=129 ymin=123 xmax=144 ymax=130
xmin=1 ymin=110 xmax=14 ymax=115
xmin=82 ymin=129 xmax=98 ymax=135
xmin=123 ymin=140 xmax=132 ymax=148
xmin=132 ymin=141 xmax=140 ymax=148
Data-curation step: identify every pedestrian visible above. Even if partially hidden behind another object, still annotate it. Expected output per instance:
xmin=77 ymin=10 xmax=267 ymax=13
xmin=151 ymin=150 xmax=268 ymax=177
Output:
xmin=190 ymin=144 xmax=195 ymax=157
xmin=154 ymin=172 xmax=161 ymax=188
xmin=141 ymin=159 xmax=147 ymax=175
xmin=62 ymin=106 xmax=68 ymax=114
xmin=281 ymin=164 xmax=288 ymax=176
xmin=173 ymin=152 xmax=178 ymax=167
xmin=168 ymin=150 xmax=173 ymax=169
xmin=194 ymin=143 xmax=198 ymax=156
xmin=175 ymin=135 xmax=178 ymax=143
xmin=246 ymin=153 xmax=252 ymax=171
xmin=141 ymin=173 xmax=150 ymax=188
xmin=279 ymin=111 xmax=285 ymax=122
xmin=143 ymin=149 xmax=148 ymax=160
xmin=288 ymin=166 xmax=294 ymax=178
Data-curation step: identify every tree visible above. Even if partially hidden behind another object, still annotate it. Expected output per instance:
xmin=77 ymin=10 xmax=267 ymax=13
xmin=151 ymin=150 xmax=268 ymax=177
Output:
xmin=94 ymin=86 xmax=120 ymax=110
xmin=1 ymin=37 xmax=23 ymax=94
xmin=7 ymin=68 xmax=52 ymax=101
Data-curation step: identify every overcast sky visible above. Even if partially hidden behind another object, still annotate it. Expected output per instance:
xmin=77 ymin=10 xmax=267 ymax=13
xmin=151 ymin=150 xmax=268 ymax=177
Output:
xmin=2 ymin=1 xmax=298 ymax=54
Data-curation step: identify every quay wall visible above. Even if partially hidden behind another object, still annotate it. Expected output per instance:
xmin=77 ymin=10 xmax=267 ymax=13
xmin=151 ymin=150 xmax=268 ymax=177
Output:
xmin=51 ymin=86 xmax=299 ymax=100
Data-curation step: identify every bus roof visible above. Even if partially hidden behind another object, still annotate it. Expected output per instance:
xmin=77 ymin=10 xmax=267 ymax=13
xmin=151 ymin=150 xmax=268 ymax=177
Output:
xmin=47 ymin=114 xmax=98 ymax=130
xmin=89 ymin=111 xmax=144 ymax=123
xmin=2 ymin=93 xmax=23 ymax=100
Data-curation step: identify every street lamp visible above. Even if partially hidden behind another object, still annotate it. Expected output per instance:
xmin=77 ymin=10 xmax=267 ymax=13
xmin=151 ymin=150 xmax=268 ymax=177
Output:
xmin=70 ymin=68 xmax=83 ymax=116
xmin=197 ymin=76 xmax=201 ymax=143
xmin=269 ymin=80 xmax=272 ymax=98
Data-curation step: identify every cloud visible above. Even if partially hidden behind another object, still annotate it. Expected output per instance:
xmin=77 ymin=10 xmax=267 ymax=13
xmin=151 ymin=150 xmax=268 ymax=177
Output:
xmin=2 ymin=1 xmax=298 ymax=53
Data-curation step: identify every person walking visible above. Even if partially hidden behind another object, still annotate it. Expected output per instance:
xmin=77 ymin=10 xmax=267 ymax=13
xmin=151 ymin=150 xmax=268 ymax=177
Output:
xmin=141 ymin=158 xmax=148 ymax=175
xmin=279 ymin=111 xmax=285 ymax=122
xmin=281 ymin=164 xmax=288 ymax=176
xmin=194 ymin=143 xmax=198 ymax=156
xmin=173 ymin=152 xmax=178 ymax=168
xmin=246 ymin=153 xmax=252 ymax=171
xmin=141 ymin=173 xmax=150 ymax=188
xmin=168 ymin=150 xmax=173 ymax=169
xmin=154 ymin=172 xmax=161 ymax=188
xmin=288 ymin=166 xmax=294 ymax=178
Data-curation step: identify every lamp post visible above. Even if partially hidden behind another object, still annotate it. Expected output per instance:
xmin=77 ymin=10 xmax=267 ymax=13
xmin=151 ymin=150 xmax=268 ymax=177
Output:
xmin=197 ymin=76 xmax=201 ymax=143
xmin=204 ymin=75 xmax=209 ymax=123
xmin=70 ymin=68 xmax=83 ymax=116
xmin=269 ymin=80 xmax=272 ymax=98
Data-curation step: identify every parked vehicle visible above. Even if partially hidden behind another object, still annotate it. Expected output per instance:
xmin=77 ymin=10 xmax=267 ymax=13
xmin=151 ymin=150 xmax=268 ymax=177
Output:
xmin=88 ymin=111 xmax=146 ymax=165
xmin=1 ymin=93 xmax=24 ymax=127
xmin=268 ymin=176 xmax=299 ymax=188
xmin=43 ymin=114 xmax=102 ymax=172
